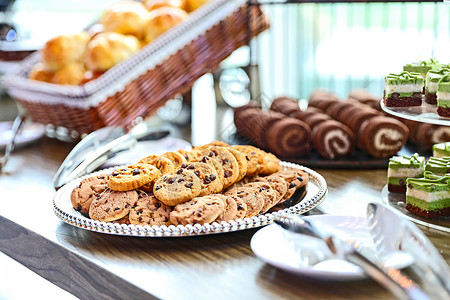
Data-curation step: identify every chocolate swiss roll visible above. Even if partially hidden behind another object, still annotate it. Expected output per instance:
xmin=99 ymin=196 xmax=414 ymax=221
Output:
xmin=258 ymin=111 xmax=286 ymax=148
xmin=270 ymin=96 xmax=300 ymax=116
xmin=234 ymin=108 xmax=264 ymax=145
xmin=348 ymin=89 xmax=382 ymax=111
xmin=301 ymin=113 xmax=331 ymax=130
xmin=359 ymin=116 xmax=409 ymax=158
xmin=265 ymin=118 xmax=311 ymax=157
xmin=312 ymin=120 xmax=355 ymax=159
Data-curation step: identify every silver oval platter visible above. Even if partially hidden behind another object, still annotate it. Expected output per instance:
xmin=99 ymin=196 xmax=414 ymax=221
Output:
xmin=53 ymin=161 xmax=328 ymax=237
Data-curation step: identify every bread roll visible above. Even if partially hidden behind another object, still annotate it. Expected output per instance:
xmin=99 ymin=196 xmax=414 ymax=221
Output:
xmin=85 ymin=32 xmax=140 ymax=72
xmin=142 ymin=7 xmax=188 ymax=44
xmin=144 ymin=0 xmax=187 ymax=11
xmin=50 ymin=63 xmax=86 ymax=85
xmin=185 ymin=0 xmax=209 ymax=12
xmin=28 ymin=63 xmax=54 ymax=83
xmin=100 ymin=1 xmax=149 ymax=37
xmin=41 ymin=32 xmax=89 ymax=71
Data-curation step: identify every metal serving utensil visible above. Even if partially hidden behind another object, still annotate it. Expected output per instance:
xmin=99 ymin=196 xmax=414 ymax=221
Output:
xmin=0 ymin=113 xmax=26 ymax=173
xmin=367 ymin=202 xmax=450 ymax=300
xmin=53 ymin=122 xmax=170 ymax=189
xmin=274 ymin=214 xmax=430 ymax=300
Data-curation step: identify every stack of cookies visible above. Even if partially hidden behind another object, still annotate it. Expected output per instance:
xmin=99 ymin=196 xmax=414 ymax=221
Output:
xmin=70 ymin=142 xmax=309 ymax=227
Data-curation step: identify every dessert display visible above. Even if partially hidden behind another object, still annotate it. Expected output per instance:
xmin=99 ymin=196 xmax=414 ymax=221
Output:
xmin=406 ymin=171 xmax=450 ymax=219
xmin=403 ymin=59 xmax=440 ymax=78
xmin=383 ymin=72 xmax=423 ymax=107
xmin=70 ymin=142 xmax=310 ymax=226
xmin=437 ymin=74 xmax=450 ymax=117
xmin=425 ymin=157 xmax=450 ymax=175
xmin=27 ymin=0 xmax=206 ymax=85
xmin=387 ymin=153 xmax=425 ymax=193
xmin=432 ymin=142 xmax=450 ymax=157
xmin=425 ymin=68 xmax=450 ymax=104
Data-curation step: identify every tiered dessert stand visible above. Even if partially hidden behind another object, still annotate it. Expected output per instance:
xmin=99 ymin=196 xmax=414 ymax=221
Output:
xmin=381 ymin=100 xmax=450 ymax=233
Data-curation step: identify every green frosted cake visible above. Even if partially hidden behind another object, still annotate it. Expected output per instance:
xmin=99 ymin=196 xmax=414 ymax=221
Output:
xmin=388 ymin=153 xmax=425 ymax=193
xmin=425 ymin=68 xmax=450 ymax=104
xmin=406 ymin=171 xmax=450 ymax=219
xmin=436 ymin=74 xmax=450 ymax=117
xmin=425 ymin=157 xmax=450 ymax=175
xmin=432 ymin=142 xmax=450 ymax=158
xmin=403 ymin=59 xmax=440 ymax=78
xmin=383 ymin=72 xmax=423 ymax=107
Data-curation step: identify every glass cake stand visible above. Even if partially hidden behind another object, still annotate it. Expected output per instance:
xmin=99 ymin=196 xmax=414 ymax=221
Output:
xmin=380 ymin=99 xmax=450 ymax=126
xmin=380 ymin=99 xmax=450 ymax=232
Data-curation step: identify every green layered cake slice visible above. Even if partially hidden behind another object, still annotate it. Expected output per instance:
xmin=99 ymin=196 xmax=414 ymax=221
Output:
xmin=403 ymin=59 xmax=440 ymax=78
xmin=425 ymin=68 xmax=450 ymax=104
xmin=425 ymin=157 xmax=450 ymax=175
xmin=432 ymin=142 xmax=450 ymax=158
xmin=388 ymin=153 xmax=425 ymax=193
xmin=436 ymin=74 xmax=450 ymax=117
xmin=383 ymin=72 xmax=424 ymax=107
xmin=406 ymin=171 xmax=450 ymax=219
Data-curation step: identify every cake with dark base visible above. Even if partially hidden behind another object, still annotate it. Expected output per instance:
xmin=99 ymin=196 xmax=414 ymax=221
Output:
xmin=403 ymin=59 xmax=440 ymax=78
xmin=387 ymin=153 xmax=424 ymax=193
xmin=437 ymin=74 xmax=450 ymax=118
xmin=433 ymin=142 xmax=450 ymax=158
xmin=425 ymin=157 xmax=450 ymax=175
xmin=383 ymin=72 xmax=424 ymax=107
xmin=406 ymin=172 xmax=450 ymax=219
xmin=425 ymin=68 xmax=450 ymax=105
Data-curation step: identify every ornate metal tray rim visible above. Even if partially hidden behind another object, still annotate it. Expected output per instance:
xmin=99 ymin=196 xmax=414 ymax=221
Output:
xmin=53 ymin=161 xmax=328 ymax=237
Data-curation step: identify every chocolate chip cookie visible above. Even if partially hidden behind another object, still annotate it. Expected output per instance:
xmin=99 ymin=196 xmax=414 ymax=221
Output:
xmin=129 ymin=191 xmax=172 ymax=226
xmin=71 ymin=174 xmax=109 ymax=214
xmin=89 ymin=189 xmax=138 ymax=222
xmin=169 ymin=195 xmax=225 ymax=225
xmin=214 ymin=194 xmax=238 ymax=222
xmin=245 ymin=182 xmax=278 ymax=214
xmin=254 ymin=174 xmax=287 ymax=205
xmin=153 ymin=169 xmax=202 ymax=206
xmin=108 ymin=163 xmax=160 ymax=191
xmin=200 ymin=146 xmax=239 ymax=189
xmin=179 ymin=162 xmax=222 ymax=196
xmin=225 ymin=185 xmax=264 ymax=218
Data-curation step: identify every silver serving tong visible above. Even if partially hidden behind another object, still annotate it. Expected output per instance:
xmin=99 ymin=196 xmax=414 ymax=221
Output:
xmin=274 ymin=214 xmax=430 ymax=300
xmin=367 ymin=202 xmax=450 ymax=300
xmin=53 ymin=122 xmax=170 ymax=189
xmin=0 ymin=113 xmax=26 ymax=173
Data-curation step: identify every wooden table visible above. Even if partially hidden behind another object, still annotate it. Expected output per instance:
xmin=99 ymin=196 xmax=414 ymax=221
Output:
xmin=1 ymin=132 xmax=449 ymax=300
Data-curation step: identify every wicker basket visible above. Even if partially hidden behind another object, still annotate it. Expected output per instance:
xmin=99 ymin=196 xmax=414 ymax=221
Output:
xmin=3 ymin=0 xmax=269 ymax=135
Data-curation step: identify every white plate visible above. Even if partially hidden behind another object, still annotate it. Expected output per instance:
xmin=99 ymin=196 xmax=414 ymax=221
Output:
xmin=0 ymin=121 xmax=46 ymax=149
xmin=103 ymin=136 xmax=192 ymax=167
xmin=250 ymin=215 xmax=394 ymax=281
xmin=53 ymin=162 xmax=327 ymax=237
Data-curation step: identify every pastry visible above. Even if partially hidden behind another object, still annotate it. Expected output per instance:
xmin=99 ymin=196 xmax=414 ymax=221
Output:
xmin=234 ymin=108 xmax=264 ymax=145
xmin=425 ymin=157 xmax=450 ymax=176
xmin=108 ymin=163 xmax=160 ymax=191
xmin=301 ymin=113 xmax=331 ymax=130
xmin=387 ymin=153 xmax=425 ymax=193
xmin=85 ymin=32 xmax=140 ymax=72
xmin=425 ymin=68 xmax=450 ymax=104
xmin=185 ymin=0 xmax=209 ymax=12
xmin=50 ymin=62 xmax=86 ymax=85
xmin=359 ymin=116 xmax=409 ymax=158
xmin=28 ymin=63 xmax=54 ymax=83
xmin=129 ymin=191 xmax=172 ymax=226
xmin=144 ymin=0 xmax=187 ymax=11
xmin=383 ymin=72 xmax=423 ymax=107
xmin=41 ymin=32 xmax=90 ymax=71
xmin=433 ymin=142 xmax=450 ymax=158
xmin=142 ymin=7 xmax=188 ymax=44
xmin=312 ymin=120 xmax=355 ymax=159
xmin=265 ymin=118 xmax=311 ymax=157
xmin=348 ymin=89 xmax=381 ymax=111
xmin=257 ymin=111 xmax=286 ymax=149
xmin=89 ymin=189 xmax=139 ymax=222
xmin=406 ymin=171 xmax=450 ymax=219
xmin=308 ymin=90 xmax=341 ymax=110
xmin=436 ymin=74 xmax=450 ymax=117
xmin=100 ymin=1 xmax=149 ymax=37
xmin=153 ymin=169 xmax=202 ymax=206
xmin=71 ymin=174 xmax=109 ymax=214
xmin=403 ymin=58 xmax=440 ymax=78
xmin=169 ymin=195 xmax=225 ymax=225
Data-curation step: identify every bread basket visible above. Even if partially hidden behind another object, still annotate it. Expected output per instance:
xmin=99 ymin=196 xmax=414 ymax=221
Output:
xmin=3 ymin=0 xmax=269 ymax=135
